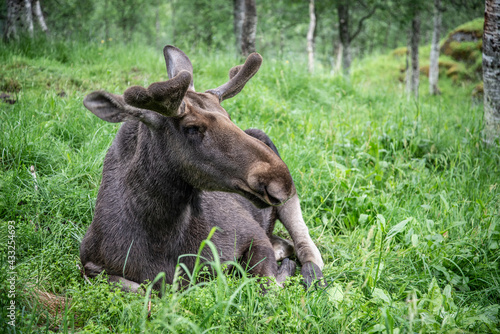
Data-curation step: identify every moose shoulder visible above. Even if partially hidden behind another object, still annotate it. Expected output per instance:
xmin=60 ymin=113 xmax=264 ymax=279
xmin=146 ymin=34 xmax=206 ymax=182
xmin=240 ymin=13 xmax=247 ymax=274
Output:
xmin=80 ymin=45 xmax=324 ymax=292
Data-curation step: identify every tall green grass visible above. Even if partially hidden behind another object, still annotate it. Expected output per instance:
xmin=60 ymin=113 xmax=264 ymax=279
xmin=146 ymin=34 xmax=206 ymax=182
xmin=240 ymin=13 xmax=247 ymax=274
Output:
xmin=0 ymin=38 xmax=499 ymax=333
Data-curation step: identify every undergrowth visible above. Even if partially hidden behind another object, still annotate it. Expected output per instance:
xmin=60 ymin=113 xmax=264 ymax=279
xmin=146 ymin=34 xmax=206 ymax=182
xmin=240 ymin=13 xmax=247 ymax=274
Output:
xmin=0 ymin=38 xmax=499 ymax=333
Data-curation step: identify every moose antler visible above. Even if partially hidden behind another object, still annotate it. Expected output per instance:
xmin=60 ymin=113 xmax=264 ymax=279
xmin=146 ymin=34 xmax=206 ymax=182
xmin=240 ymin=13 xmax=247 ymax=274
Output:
xmin=123 ymin=46 xmax=261 ymax=115
xmin=122 ymin=45 xmax=195 ymax=117
xmin=206 ymin=53 xmax=263 ymax=102
xmin=123 ymin=70 xmax=192 ymax=117
xmin=229 ymin=65 xmax=243 ymax=80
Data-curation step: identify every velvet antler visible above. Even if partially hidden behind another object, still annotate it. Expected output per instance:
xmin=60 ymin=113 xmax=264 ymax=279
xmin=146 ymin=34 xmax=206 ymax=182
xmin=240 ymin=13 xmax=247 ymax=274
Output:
xmin=123 ymin=70 xmax=192 ymax=117
xmin=206 ymin=53 xmax=262 ymax=102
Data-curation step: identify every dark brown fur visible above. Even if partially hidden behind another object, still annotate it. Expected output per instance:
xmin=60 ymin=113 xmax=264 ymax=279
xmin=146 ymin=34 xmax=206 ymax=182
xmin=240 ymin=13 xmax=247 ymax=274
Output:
xmin=80 ymin=46 xmax=323 ymax=291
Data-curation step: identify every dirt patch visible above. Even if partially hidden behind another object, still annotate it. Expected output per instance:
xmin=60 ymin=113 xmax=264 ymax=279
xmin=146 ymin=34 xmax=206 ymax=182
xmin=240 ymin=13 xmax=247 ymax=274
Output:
xmin=0 ymin=77 xmax=21 ymax=93
xmin=0 ymin=92 xmax=16 ymax=104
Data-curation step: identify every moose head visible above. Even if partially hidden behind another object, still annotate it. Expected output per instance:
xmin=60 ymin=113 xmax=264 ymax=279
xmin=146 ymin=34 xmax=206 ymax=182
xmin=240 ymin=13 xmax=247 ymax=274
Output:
xmin=83 ymin=46 xmax=295 ymax=209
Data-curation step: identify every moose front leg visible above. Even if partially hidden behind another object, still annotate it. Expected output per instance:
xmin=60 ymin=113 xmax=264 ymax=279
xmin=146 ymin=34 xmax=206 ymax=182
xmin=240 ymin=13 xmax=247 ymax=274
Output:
xmin=241 ymin=127 xmax=324 ymax=284
xmin=276 ymin=194 xmax=325 ymax=285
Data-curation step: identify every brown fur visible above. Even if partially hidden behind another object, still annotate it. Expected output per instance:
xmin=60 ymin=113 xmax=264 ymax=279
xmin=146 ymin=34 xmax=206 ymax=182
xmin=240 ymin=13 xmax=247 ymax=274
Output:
xmin=80 ymin=45 xmax=324 ymax=291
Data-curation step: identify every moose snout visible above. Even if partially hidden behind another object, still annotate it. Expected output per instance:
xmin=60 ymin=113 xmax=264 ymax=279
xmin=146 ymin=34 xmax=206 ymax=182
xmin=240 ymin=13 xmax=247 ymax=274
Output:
xmin=263 ymin=180 xmax=296 ymax=206
xmin=246 ymin=163 xmax=296 ymax=207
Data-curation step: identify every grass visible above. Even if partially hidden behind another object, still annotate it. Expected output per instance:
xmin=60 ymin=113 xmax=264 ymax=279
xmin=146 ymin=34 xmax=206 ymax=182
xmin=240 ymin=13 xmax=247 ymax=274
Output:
xmin=0 ymin=37 xmax=499 ymax=333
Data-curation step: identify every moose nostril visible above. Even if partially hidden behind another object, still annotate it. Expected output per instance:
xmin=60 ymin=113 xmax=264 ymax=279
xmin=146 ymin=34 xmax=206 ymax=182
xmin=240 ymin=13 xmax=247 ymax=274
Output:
xmin=263 ymin=180 xmax=292 ymax=206
xmin=264 ymin=186 xmax=283 ymax=205
xmin=247 ymin=169 xmax=294 ymax=206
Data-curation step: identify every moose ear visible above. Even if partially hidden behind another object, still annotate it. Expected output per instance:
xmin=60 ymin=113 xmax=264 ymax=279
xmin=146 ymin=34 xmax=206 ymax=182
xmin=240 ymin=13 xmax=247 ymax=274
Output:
xmin=163 ymin=45 xmax=195 ymax=91
xmin=83 ymin=91 xmax=160 ymax=126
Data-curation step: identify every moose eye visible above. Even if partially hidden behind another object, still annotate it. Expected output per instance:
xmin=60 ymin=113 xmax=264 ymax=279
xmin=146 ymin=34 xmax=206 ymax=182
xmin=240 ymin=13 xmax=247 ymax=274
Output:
xmin=183 ymin=125 xmax=203 ymax=138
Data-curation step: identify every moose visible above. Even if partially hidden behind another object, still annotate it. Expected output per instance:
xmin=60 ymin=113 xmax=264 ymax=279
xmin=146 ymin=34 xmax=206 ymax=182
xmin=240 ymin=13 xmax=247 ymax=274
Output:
xmin=80 ymin=45 xmax=324 ymax=292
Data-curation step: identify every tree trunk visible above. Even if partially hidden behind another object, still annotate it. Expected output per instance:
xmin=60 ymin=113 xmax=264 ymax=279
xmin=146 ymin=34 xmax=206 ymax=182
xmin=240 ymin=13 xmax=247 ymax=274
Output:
xmin=23 ymin=0 xmax=34 ymax=38
xmin=241 ymin=0 xmax=257 ymax=56
xmin=483 ymin=0 xmax=500 ymax=144
xmin=233 ymin=0 xmax=245 ymax=54
xmin=405 ymin=33 xmax=411 ymax=96
xmin=429 ymin=0 xmax=441 ymax=95
xmin=409 ymin=14 xmax=420 ymax=99
xmin=32 ymin=0 xmax=48 ymax=34
xmin=337 ymin=2 xmax=351 ymax=76
xmin=332 ymin=41 xmax=342 ymax=74
xmin=171 ymin=0 xmax=176 ymax=45
xmin=307 ymin=0 xmax=316 ymax=73
xmin=4 ymin=0 xmax=20 ymax=40
xmin=104 ymin=0 xmax=110 ymax=42
xmin=155 ymin=6 xmax=160 ymax=49
xmin=383 ymin=21 xmax=391 ymax=50
xmin=279 ymin=26 xmax=284 ymax=58
xmin=4 ymin=0 xmax=49 ymax=40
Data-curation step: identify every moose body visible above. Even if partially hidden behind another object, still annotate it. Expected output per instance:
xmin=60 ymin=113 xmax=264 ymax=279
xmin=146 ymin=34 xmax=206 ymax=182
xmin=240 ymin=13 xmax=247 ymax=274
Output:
xmin=80 ymin=46 xmax=324 ymax=291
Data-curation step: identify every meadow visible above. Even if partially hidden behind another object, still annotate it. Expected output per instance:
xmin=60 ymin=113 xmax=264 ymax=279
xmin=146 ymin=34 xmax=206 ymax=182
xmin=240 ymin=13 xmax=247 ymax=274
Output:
xmin=0 ymin=38 xmax=499 ymax=333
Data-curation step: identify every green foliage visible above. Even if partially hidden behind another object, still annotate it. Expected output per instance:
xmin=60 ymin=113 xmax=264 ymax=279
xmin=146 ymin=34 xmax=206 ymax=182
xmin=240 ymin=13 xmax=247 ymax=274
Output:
xmin=171 ymin=0 xmax=233 ymax=52
xmin=450 ymin=17 xmax=485 ymax=37
xmin=1 ymin=36 xmax=499 ymax=333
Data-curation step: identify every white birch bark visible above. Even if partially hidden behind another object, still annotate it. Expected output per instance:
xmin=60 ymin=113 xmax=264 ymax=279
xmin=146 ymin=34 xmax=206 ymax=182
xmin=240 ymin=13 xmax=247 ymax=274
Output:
xmin=155 ymin=6 xmax=160 ymax=49
xmin=483 ymin=0 xmax=500 ymax=144
xmin=411 ymin=15 xmax=420 ymax=99
xmin=234 ymin=0 xmax=245 ymax=54
xmin=241 ymin=0 xmax=257 ymax=56
xmin=32 ymin=0 xmax=48 ymax=33
xmin=405 ymin=32 xmax=411 ymax=97
xmin=307 ymin=0 xmax=316 ymax=73
xmin=335 ymin=43 xmax=344 ymax=73
xmin=23 ymin=0 xmax=34 ymax=38
xmin=4 ymin=0 xmax=19 ymax=40
xmin=406 ymin=14 xmax=420 ymax=99
xmin=429 ymin=0 xmax=441 ymax=95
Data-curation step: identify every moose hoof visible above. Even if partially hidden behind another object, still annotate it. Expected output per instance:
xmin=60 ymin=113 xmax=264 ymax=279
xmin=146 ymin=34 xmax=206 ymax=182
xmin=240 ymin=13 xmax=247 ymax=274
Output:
xmin=301 ymin=261 xmax=327 ymax=289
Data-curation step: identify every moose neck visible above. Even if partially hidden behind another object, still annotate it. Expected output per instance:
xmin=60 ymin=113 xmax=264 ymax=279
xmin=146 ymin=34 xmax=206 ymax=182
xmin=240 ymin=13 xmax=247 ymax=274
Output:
xmin=119 ymin=121 xmax=201 ymax=233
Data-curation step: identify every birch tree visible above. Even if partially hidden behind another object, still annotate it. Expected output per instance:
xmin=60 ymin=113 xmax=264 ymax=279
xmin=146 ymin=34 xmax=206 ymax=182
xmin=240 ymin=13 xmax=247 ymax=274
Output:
xmin=4 ymin=0 xmax=20 ymax=40
xmin=32 ymin=0 xmax=48 ymax=34
xmin=405 ymin=9 xmax=421 ymax=99
xmin=3 ymin=0 xmax=49 ymax=40
xmin=241 ymin=0 xmax=257 ymax=56
xmin=307 ymin=0 xmax=316 ymax=73
xmin=23 ymin=0 xmax=34 ymax=38
xmin=233 ymin=0 xmax=245 ymax=54
xmin=409 ymin=13 xmax=421 ymax=99
xmin=336 ymin=0 xmax=377 ymax=76
xmin=429 ymin=0 xmax=442 ymax=95
xmin=483 ymin=0 xmax=500 ymax=144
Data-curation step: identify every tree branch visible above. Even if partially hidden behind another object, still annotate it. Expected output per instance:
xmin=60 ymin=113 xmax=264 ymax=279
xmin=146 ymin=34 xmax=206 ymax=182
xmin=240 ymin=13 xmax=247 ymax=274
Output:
xmin=350 ymin=6 xmax=377 ymax=41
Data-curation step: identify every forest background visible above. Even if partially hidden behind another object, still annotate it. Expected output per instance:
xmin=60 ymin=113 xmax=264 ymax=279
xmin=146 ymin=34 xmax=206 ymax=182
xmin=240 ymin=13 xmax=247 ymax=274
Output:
xmin=0 ymin=1 xmax=486 ymax=67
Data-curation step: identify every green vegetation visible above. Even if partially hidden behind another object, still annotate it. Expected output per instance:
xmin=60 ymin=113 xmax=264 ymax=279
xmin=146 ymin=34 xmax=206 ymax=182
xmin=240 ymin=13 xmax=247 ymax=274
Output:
xmin=439 ymin=18 xmax=484 ymax=83
xmin=449 ymin=17 xmax=485 ymax=37
xmin=393 ymin=17 xmax=484 ymax=91
xmin=1 ymin=35 xmax=499 ymax=333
